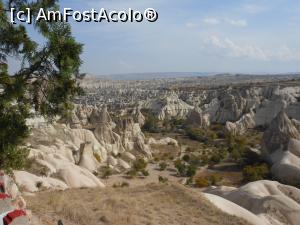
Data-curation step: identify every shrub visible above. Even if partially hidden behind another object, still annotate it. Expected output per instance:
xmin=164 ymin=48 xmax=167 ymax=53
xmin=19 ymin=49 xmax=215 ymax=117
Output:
xmin=133 ymin=159 xmax=147 ymax=172
xmin=174 ymin=160 xmax=186 ymax=176
xmin=93 ymin=153 xmax=102 ymax=163
xmin=142 ymin=113 xmax=160 ymax=133
xmin=195 ymin=176 xmax=210 ymax=188
xmin=209 ymin=151 xmax=226 ymax=165
xmin=189 ymin=154 xmax=202 ymax=167
xmin=174 ymin=159 xmax=197 ymax=177
xmin=243 ymin=163 xmax=270 ymax=182
xmin=158 ymin=176 xmax=168 ymax=183
xmin=242 ymin=148 xmax=262 ymax=165
xmin=200 ymin=155 xmax=209 ymax=166
xmin=102 ymin=167 xmax=113 ymax=179
xmin=141 ymin=170 xmax=149 ymax=176
xmin=186 ymin=128 xmax=207 ymax=142
xmin=182 ymin=154 xmax=190 ymax=163
xmin=113 ymin=182 xmax=130 ymax=188
xmin=207 ymin=174 xmax=223 ymax=186
xmin=159 ymin=162 xmax=168 ymax=171
xmin=127 ymin=158 xmax=149 ymax=177
xmin=186 ymin=165 xmax=197 ymax=177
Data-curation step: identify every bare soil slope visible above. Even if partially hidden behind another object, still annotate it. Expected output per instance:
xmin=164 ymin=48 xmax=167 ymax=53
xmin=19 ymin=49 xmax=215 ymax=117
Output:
xmin=26 ymin=183 xmax=252 ymax=225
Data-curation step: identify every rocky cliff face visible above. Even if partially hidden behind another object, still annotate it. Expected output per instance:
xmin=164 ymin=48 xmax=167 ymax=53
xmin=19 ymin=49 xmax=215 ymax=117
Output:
xmin=115 ymin=117 xmax=152 ymax=158
xmin=143 ymin=92 xmax=194 ymax=120
xmin=261 ymin=111 xmax=300 ymax=185
xmin=225 ymin=110 xmax=256 ymax=136
xmin=200 ymin=85 xmax=300 ymax=135
xmin=262 ymin=111 xmax=300 ymax=154
xmin=14 ymin=105 xmax=156 ymax=193
xmin=185 ymin=106 xmax=210 ymax=128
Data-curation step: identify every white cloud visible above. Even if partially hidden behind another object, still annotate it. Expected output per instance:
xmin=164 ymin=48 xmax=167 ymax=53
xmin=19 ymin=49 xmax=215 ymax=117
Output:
xmin=206 ymin=36 xmax=300 ymax=62
xmin=242 ymin=4 xmax=267 ymax=14
xmin=186 ymin=22 xmax=197 ymax=28
xmin=277 ymin=46 xmax=300 ymax=61
xmin=203 ymin=17 xmax=220 ymax=25
xmin=225 ymin=18 xmax=247 ymax=27
xmin=207 ymin=36 xmax=268 ymax=60
xmin=202 ymin=17 xmax=247 ymax=27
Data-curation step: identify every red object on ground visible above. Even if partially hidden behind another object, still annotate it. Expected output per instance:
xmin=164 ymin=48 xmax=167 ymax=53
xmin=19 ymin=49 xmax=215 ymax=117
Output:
xmin=0 ymin=193 xmax=10 ymax=199
xmin=3 ymin=210 xmax=27 ymax=225
xmin=0 ymin=172 xmax=4 ymax=176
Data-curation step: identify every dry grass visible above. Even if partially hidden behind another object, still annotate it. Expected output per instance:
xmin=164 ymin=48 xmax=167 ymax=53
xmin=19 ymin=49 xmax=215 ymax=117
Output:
xmin=151 ymin=143 xmax=181 ymax=161
xmin=196 ymin=169 xmax=243 ymax=187
xmin=26 ymin=183 xmax=253 ymax=225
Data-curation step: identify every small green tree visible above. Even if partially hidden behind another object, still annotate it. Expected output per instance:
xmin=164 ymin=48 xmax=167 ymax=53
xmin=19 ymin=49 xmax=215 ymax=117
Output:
xmin=174 ymin=159 xmax=186 ymax=176
xmin=0 ymin=0 xmax=83 ymax=172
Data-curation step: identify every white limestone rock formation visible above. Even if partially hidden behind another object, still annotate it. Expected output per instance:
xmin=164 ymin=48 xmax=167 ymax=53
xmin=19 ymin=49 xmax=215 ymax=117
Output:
xmin=262 ymin=111 xmax=300 ymax=185
xmin=254 ymin=85 xmax=300 ymax=126
xmin=205 ymin=180 xmax=300 ymax=225
xmin=116 ymin=117 xmax=152 ymax=158
xmin=225 ymin=110 xmax=256 ymax=135
xmin=215 ymin=92 xmax=248 ymax=123
xmin=58 ymin=165 xmax=105 ymax=188
xmin=21 ymin=123 xmax=106 ymax=190
xmin=185 ymin=106 xmax=210 ymax=128
xmin=203 ymin=193 xmax=267 ymax=225
xmin=144 ymin=92 xmax=193 ymax=120
xmin=122 ymin=152 xmax=136 ymax=162
xmin=93 ymin=106 xmax=125 ymax=156
xmin=197 ymin=85 xmax=300 ymax=135
xmin=148 ymin=137 xmax=178 ymax=147
xmin=132 ymin=107 xmax=146 ymax=127
xmin=14 ymin=171 xmax=68 ymax=192
xmin=68 ymin=111 xmax=82 ymax=129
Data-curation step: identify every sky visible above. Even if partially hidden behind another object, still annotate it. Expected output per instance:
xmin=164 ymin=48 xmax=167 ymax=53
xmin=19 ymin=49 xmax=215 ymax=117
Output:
xmin=8 ymin=0 xmax=300 ymax=75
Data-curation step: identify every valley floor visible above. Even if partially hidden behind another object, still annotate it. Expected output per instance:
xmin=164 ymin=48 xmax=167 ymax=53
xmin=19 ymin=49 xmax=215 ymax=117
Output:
xmin=26 ymin=183 xmax=252 ymax=225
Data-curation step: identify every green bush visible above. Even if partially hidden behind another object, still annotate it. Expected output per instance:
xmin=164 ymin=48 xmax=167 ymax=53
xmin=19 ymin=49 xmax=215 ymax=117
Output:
xmin=128 ymin=158 xmax=148 ymax=177
xmin=174 ymin=159 xmax=197 ymax=177
xmin=174 ymin=159 xmax=187 ymax=176
xmin=142 ymin=113 xmax=160 ymax=133
xmin=186 ymin=128 xmax=207 ymax=142
xmin=182 ymin=154 xmax=190 ymax=162
xmin=186 ymin=164 xmax=197 ymax=177
xmin=133 ymin=159 xmax=147 ymax=171
xmin=200 ymin=155 xmax=209 ymax=166
xmin=159 ymin=162 xmax=168 ymax=171
xmin=243 ymin=163 xmax=270 ymax=182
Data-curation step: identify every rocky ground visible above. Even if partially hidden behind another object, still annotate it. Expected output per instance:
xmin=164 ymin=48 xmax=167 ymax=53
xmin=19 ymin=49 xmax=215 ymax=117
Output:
xmin=2 ymin=74 xmax=300 ymax=225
